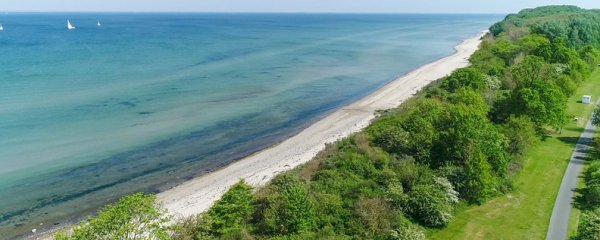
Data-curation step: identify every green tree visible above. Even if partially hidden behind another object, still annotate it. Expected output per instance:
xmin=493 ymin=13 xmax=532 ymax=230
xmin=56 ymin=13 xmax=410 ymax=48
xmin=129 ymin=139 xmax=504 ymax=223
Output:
xmin=470 ymin=40 xmax=506 ymax=76
xmin=54 ymin=193 xmax=171 ymax=240
xmin=580 ymin=45 xmax=600 ymax=67
xmin=206 ymin=180 xmax=255 ymax=236
xmin=262 ymin=175 xmax=318 ymax=235
xmin=577 ymin=162 xmax=600 ymax=210
xmin=592 ymin=105 xmax=600 ymax=127
xmin=502 ymin=115 xmax=538 ymax=156
xmin=459 ymin=144 xmax=499 ymax=204
xmin=441 ymin=67 xmax=487 ymax=93
xmin=373 ymin=125 xmax=410 ymax=155
xmin=448 ymin=88 xmax=490 ymax=116
xmin=398 ymin=100 xmax=443 ymax=164
xmin=402 ymin=177 xmax=458 ymax=227
xmin=574 ymin=208 xmax=600 ymax=240
xmin=433 ymin=104 xmax=509 ymax=176
xmin=390 ymin=217 xmax=426 ymax=240
xmin=520 ymin=34 xmax=551 ymax=54
xmin=554 ymin=75 xmax=577 ymax=97
xmin=507 ymin=55 xmax=568 ymax=129
xmin=492 ymin=39 xmax=520 ymax=64
xmin=431 ymin=104 xmax=507 ymax=203
xmin=510 ymin=55 xmax=546 ymax=88
xmin=355 ymin=197 xmax=394 ymax=234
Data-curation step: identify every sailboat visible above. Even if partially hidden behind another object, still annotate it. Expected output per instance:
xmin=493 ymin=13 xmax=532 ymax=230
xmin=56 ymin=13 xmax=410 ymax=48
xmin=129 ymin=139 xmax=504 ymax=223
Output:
xmin=97 ymin=21 xmax=101 ymax=27
xmin=67 ymin=20 xmax=75 ymax=30
xmin=0 ymin=24 xmax=3 ymax=31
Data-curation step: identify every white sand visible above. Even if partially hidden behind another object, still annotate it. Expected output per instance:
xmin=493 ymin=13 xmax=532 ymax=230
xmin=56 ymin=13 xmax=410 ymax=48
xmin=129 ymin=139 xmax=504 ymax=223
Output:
xmin=157 ymin=31 xmax=488 ymax=218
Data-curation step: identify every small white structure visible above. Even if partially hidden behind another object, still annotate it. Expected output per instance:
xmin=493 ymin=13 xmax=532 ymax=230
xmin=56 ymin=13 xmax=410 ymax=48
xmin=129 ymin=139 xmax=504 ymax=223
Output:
xmin=583 ymin=95 xmax=592 ymax=104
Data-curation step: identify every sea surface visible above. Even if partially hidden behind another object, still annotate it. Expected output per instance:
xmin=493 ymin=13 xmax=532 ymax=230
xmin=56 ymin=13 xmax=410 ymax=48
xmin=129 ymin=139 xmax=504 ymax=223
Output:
xmin=0 ymin=13 xmax=500 ymax=237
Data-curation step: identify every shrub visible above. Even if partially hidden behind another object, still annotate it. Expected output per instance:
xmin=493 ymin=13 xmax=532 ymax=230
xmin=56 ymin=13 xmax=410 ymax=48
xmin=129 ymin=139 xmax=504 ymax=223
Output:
xmin=574 ymin=208 xmax=600 ymax=240
xmin=402 ymin=177 xmax=458 ymax=227
xmin=206 ymin=180 xmax=255 ymax=236
xmin=261 ymin=175 xmax=317 ymax=235
xmin=441 ymin=67 xmax=487 ymax=93
xmin=54 ymin=193 xmax=171 ymax=240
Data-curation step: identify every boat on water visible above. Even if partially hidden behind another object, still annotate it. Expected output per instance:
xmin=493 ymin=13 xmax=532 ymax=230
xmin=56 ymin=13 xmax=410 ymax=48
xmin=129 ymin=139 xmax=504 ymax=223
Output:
xmin=0 ymin=24 xmax=3 ymax=31
xmin=97 ymin=21 xmax=101 ymax=27
xmin=67 ymin=20 xmax=75 ymax=30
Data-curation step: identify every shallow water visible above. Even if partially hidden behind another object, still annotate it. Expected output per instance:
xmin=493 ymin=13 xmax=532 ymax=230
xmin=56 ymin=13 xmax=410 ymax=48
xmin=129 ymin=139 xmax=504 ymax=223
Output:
xmin=0 ymin=13 xmax=500 ymax=237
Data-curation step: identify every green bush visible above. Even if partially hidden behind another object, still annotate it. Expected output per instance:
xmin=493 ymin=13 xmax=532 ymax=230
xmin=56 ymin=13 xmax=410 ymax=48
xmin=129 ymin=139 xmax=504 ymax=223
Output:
xmin=206 ymin=180 xmax=255 ymax=236
xmin=574 ymin=208 xmax=600 ymax=240
xmin=261 ymin=175 xmax=318 ymax=235
xmin=54 ymin=193 xmax=171 ymax=240
xmin=441 ymin=67 xmax=487 ymax=93
xmin=503 ymin=115 xmax=538 ymax=156
xmin=402 ymin=177 xmax=458 ymax=227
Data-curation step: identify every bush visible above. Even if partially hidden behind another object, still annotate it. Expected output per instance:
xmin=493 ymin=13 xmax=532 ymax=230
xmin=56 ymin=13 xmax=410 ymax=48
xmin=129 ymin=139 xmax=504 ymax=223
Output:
xmin=402 ymin=178 xmax=458 ymax=227
xmin=206 ymin=180 xmax=255 ymax=236
xmin=441 ymin=67 xmax=487 ymax=93
xmin=54 ymin=193 xmax=171 ymax=240
xmin=592 ymin=105 xmax=600 ymax=127
xmin=554 ymin=75 xmax=577 ymax=97
xmin=503 ymin=115 xmax=538 ymax=156
xmin=389 ymin=217 xmax=426 ymax=240
xmin=261 ymin=175 xmax=318 ymax=235
xmin=574 ymin=208 xmax=600 ymax=240
xmin=373 ymin=125 xmax=410 ymax=155
xmin=355 ymin=197 xmax=394 ymax=234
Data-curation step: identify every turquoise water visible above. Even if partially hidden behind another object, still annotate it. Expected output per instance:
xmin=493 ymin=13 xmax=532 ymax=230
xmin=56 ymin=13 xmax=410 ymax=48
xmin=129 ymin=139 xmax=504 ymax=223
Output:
xmin=0 ymin=13 xmax=500 ymax=237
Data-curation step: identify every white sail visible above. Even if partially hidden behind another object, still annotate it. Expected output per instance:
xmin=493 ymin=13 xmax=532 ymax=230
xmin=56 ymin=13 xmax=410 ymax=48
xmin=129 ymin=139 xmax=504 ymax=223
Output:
xmin=67 ymin=20 xmax=75 ymax=30
xmin=97 ymin=21 xmax=101 ymax=26
xmin=0 ymin=24 xmax=3 ymax=31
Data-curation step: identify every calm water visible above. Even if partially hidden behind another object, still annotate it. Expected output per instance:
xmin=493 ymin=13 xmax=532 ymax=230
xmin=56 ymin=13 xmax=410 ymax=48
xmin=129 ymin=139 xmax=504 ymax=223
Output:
xmin=0 ymin=13 xmax=500 ymax=237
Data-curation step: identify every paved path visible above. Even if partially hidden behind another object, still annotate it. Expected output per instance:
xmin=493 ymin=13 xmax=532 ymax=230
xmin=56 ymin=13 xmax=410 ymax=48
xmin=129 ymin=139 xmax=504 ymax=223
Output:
xmin=547 ymin=101 xmax=599 ymax=240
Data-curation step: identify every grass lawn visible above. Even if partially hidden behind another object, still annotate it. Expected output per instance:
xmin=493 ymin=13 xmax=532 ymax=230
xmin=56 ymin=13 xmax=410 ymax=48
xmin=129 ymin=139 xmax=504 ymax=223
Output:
xmin=427 ymin=70 xmax=600 ymax=239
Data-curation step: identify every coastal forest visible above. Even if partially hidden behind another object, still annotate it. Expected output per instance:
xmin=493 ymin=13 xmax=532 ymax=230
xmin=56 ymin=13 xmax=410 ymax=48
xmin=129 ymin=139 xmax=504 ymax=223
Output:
xmin=55 ymin=5 xmax=600 ymax=240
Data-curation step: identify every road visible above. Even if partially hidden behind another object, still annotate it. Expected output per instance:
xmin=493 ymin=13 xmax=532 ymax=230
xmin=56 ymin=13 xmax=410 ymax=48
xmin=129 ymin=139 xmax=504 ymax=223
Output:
xmin=547 ymin=100 xmax=599 ymax=240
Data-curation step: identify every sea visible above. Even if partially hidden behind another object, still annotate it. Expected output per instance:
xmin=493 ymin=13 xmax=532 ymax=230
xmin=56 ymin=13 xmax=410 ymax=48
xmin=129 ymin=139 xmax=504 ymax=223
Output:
xmin=0 ymin=13 xmax=501 ymax=238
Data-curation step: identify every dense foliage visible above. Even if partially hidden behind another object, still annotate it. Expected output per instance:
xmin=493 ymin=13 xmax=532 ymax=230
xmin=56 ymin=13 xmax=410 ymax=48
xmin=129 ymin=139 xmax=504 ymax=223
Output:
xmin=574 ymin=161 xmax=600 ymax=239
xmin=55 ymin=193 xmax=171 ymax=240
xmin=168 ymin=5 xmax=599 ymax=239
xmin=54 ymin=5 xmax=600 ymax=240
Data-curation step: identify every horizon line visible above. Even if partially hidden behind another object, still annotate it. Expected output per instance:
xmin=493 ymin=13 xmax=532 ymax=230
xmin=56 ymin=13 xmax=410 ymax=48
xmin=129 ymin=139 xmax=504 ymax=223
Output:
xmin=0 ymin=10 xmax=509 ymax=15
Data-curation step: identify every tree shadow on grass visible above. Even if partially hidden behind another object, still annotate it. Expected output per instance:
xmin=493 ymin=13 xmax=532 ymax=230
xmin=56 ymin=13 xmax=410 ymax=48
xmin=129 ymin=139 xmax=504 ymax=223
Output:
xmin=563 ymin=126 xmax=584 ymax=133
xmin=557 ymin=135 xmax=596 ymax=147
xmin=573 ymin=176 xmax=588 ymax=210
xmin=557 ymin=136 xmax=581 ymax=146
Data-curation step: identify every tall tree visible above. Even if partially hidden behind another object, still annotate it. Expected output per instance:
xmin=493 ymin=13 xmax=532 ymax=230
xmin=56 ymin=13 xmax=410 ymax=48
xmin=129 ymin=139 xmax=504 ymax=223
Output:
xmin=206 ymin=180 xmax=255 ymax=235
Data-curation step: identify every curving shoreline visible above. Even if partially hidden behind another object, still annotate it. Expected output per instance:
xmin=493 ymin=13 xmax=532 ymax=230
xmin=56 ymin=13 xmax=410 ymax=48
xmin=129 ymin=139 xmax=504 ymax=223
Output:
xmin=157 ymin=30 xmax=489 ymax=219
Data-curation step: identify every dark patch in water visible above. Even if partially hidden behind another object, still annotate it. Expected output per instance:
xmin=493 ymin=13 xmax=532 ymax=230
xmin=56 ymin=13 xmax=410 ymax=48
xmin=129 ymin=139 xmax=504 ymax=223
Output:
xmin=118 ymin=101 xmax=136 ymax=108
xmin=138 ymin=111 xmax=153 ymax=115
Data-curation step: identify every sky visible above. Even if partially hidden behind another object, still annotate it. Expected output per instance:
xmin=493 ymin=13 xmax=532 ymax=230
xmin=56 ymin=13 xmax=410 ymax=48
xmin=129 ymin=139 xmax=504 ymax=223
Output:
xmin=2 ymin=0 xmax=600 ymax=13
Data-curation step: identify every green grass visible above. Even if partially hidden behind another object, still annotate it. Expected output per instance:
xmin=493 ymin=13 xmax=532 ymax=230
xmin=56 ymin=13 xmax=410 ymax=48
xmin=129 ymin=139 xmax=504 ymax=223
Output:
xmin=427 ymin=70 xmax=600 ymax=240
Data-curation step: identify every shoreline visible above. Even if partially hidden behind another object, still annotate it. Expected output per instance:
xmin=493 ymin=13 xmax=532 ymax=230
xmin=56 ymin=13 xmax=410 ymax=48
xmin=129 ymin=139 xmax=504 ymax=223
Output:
xmin=157 ymin=30 xmax=488 ymax=219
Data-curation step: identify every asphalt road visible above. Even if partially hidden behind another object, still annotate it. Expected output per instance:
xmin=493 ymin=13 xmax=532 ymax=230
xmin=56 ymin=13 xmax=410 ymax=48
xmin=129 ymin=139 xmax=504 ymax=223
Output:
xmin=547 ymin=101 xmax=599 ymax=240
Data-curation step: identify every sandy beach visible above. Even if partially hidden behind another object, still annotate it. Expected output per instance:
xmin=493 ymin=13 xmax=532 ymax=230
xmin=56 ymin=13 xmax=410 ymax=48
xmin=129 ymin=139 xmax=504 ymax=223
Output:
xmin=157 ymin=30 xmax=488 ymax=218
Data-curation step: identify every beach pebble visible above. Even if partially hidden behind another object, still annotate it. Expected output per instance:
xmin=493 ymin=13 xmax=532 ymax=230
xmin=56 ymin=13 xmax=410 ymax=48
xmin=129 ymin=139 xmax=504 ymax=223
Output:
xmin=32 ymin=228 xmax=37 ymax=233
